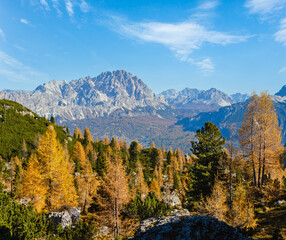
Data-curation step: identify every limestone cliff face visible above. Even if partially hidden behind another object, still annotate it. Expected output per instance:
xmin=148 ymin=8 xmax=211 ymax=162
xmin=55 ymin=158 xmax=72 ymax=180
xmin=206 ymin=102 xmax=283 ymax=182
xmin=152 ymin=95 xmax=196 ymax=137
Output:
xmin=0 ymin=70 xmax=167 ymax=121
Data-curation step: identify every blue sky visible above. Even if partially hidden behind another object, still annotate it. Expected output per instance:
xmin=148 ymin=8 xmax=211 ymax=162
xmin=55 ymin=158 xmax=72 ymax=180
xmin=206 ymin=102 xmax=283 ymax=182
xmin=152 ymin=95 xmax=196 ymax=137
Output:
xmin=0 ymin=0 xmax=286 ymax=95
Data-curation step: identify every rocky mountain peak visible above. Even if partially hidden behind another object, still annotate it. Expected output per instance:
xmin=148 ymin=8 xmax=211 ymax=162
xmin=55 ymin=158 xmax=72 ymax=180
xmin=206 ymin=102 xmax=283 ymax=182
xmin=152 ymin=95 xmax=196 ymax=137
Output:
xmin=160 ymin=87 xmax=234 ymax=108
xmin=231 ymin=93 xmax=249 ymax=103
xmin=35 ymin=79 xmax=68 ymax=94
xmin=276 ymin=85 xmax=286 ymax=97
xmin=0 ymin=70 xmax=167 ymax=121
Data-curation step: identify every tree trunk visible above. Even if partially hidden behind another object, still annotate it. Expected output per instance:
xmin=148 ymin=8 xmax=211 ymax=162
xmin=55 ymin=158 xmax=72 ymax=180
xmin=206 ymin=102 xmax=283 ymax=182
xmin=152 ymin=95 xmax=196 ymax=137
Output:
xmin=251 ymin=126 xmax=257 ymax=186
xmin=261 ymin=143 xmax=266 ymax=186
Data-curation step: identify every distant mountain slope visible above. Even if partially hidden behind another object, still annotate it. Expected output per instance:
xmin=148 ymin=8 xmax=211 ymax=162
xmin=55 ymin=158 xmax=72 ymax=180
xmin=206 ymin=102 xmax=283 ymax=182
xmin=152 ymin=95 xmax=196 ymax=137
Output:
xmin=64 ymin=115 xmax=195 ymax=153
xmin=177 ymin=101 xmax=286 ymax=143
xmin=160 ymin=88 xmax=249 ymax=116
xmin=276 ymin=85 xmax=286 ymax=97
xmin=0 ymin=70 xmax=168 ymax=121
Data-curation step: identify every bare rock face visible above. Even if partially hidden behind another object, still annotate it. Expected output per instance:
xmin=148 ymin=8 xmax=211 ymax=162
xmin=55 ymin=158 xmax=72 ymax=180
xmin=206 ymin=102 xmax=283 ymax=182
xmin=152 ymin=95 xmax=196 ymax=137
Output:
xmin=47 ymin=207 xmax=81 ymax=229
xmin=133 ymin=210 xmax=255 ymax=240
xmin=160 ymin=88 xmax=248 ymax=108
xmin=0 ymin=70 xmax=167 ymax=121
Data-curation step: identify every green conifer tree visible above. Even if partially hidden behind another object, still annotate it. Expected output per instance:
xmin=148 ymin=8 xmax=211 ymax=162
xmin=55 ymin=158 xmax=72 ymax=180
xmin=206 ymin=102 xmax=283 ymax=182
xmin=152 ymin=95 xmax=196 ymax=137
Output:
xmin=189 ymin=122 xmax=226 ymax=202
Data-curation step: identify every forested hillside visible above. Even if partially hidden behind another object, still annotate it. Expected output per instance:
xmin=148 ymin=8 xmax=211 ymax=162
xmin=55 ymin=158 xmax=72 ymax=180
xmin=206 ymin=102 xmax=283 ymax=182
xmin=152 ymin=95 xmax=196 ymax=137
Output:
xmin=0 ymin=95 xmax=285 ymax=240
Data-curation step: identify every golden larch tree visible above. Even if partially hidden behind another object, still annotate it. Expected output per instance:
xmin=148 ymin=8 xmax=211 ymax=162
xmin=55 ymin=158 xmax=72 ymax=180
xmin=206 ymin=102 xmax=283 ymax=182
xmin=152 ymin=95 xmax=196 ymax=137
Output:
xmin=149 ymin=178 xmax=161 ymax=200
xmin=239 ymin=92 xmax=283 ymax=187
xmin=74 ymin=126 xmax=83 ymax=139
xmin=73 ymin=141 xmax=98 ymax=213
xmin=150 ymin=141 xmax=156 ymax=148
xmin=102 ymin=152 xmax=130 ymax=238
xmin=135 ymin=161 xmax=149 ymax=200
xmin=114 ymin=137 xmax=120 ymax=150
xmin=37 ymin=125 xmax=77 ymax=211
xmin=201 ymin=179 xmax=228 ymax=222
xmin=104 ymin=136 xmax=110 ymax=145
xmin=21 ymin=154 xmax=47 ymax=212
xmin=154 ymin=165 xmax=163 ymax=189
xmin=10 ymin=156 xmax=23 ymax=198
xmin=228 ymin=181 xmax=256 ymax=229
xmin=84 ymin=127 xmax=94 ymax=142
xmin=156 ymin=149 xmax=164 ymax=169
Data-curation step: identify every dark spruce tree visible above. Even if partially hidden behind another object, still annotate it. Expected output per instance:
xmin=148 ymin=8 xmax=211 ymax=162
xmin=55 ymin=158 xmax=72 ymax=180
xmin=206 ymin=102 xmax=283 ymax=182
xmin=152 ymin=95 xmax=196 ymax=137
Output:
xmin=128 ymin=141 xmax=139 ymax=173
xmin=188 ymin=122 xmax=226 ymax=204
xmin=95 ymin=143 xmax=108 ymax=177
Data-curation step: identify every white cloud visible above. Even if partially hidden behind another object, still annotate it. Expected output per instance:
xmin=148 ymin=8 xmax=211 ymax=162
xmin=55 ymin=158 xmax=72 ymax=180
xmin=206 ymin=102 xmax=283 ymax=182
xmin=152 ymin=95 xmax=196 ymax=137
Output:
xmin=189 ymin=57 xmax=215 ymax=73
xmin=80 ymin=0 xmax=90 ymax=13
xmin=64 ymin=0 xmax=74 ymax=17
xmin=275 ymin=18 xmax=286 ymax=45
xmin=14 ymin=45 xmax=26 ymax=52
xmin=245 ymin=0 xmax=286 ymax=14
xmin=0 ymin=29 xmax=5 ymax=41
xmin=278 ymin=65 xmax=286 ymax=73
xmin=51 ymin=0 xmax=62 ymax=16
xmin=28 ymin=0 xmax=90 ymax=18
xmin=197 ymin=1 xmax=219 ymax=10
xmin=108 ymin=16 xmax=249 ymax=73
xmin=39 ymin=0 xmax=49 ymax=10
xmin=20 ymin=18 xmax=29 ymax=25
xmin=0 ymin=51 xmax=48 ymax=83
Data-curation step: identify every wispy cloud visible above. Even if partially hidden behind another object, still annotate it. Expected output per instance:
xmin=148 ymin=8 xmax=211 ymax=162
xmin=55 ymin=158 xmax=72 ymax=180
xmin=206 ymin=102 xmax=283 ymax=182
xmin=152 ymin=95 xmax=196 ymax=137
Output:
xmin=28 ymin=0 xmax=91 ymax=19
xmin=245 ymin=0 xmax=286 ymax=58
xmin=39 ymin=0 xmax=49 ymax=10
xmin=14 ymin=45 xmax=26 ymax=52
xmin=278 ymin=65 xmax=286 ymax=73
xmin=80 ymin=0 xmax=90 ymax=13
xmin=64 ymin=0 xmax=74 ymax=17
xmin=0 ymin=28 xmax=5 ymax=42
xmin=0 ymin=51 xmax=48 ymax=83
xmin=51 ymin=0 xmax=62 ymax=16
xmin=245 ymin=0 xmax=286 ymax=14
xmin=275 ymin=18 xmax=286 ymax=45
xmin=189 ymin=57 xmax=215 ymax=73
xmin=106 ymin=16 xmax=249 ymax=73
xmin=20 ymin=18 xmax=30 ymax=25
xmin=197 ymin=1 xmax=220 ymax=10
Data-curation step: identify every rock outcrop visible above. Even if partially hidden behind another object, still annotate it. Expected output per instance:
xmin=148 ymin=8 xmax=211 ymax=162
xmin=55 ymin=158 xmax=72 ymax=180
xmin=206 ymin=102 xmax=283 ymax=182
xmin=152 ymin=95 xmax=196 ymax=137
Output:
xmin=47 ymin=207 xmax=81 ymax=229
xmin=162 ymin=191 xmax=181 ymax=207
xmin=133 ymin=209 xmax=254 ymax=240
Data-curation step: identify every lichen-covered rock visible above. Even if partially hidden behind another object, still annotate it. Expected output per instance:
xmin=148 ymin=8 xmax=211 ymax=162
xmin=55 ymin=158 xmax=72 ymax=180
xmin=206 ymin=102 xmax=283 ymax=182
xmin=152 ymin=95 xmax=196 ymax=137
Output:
xmin=133 ymin=213 xmax=255 ymax=240
xmin=162 ymin=191 xmax=181 ymax=207
xmin=47 ymin=207 xmax=81 ymax=229
xmin=99 ymin=226 xmax=110 ymax=235
xmin=137 ymin=209 xmax=190 ymax=234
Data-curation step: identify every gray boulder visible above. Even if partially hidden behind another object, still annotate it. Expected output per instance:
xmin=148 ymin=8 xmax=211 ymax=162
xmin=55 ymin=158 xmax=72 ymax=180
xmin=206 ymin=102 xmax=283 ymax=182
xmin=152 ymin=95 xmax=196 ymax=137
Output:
xmin=133 ymin=211 xmax=255 ymax=240
xmin=47 ymin=207 xmax=81 ymax=229
xmin=162 ymin=191 xmax=181 ymax=207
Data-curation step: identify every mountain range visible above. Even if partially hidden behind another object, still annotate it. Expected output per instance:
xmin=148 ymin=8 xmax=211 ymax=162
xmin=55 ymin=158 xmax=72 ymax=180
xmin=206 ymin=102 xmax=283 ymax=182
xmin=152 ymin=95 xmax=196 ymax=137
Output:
xmin=0 ymin=70 xmax=167 ymax=122
xmin=0 ymin=70 xmax=285 ymax=151
xmin=177 ymin=89 xmax=286 ymax=143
